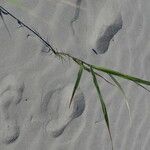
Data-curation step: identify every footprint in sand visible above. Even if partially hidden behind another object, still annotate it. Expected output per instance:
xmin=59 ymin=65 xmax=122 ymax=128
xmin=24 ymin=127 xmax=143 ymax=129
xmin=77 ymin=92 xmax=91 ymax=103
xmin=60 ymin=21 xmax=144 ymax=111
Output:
xmin=91 ymin=14 xmax=123 ymax=54
xmin=94 ymin=14 xmax=123 ymax=54
xmin=89 ymin=1 xmax=123 ymax=54
xmin=0 ymin=75 xmax=24 ymax=144
xmin=41 ymin=84 xmax=85 ymax=138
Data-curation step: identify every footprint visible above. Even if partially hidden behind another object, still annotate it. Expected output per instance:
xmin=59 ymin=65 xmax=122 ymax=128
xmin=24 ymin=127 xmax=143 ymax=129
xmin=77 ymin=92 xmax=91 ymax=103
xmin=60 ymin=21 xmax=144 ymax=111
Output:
xmin=89 ymin=0 xmax=123 ymax=54
xmin=94 ymin=14 xmax=123 ymax=54
xmin=0 ymin=75 xmax=24 ymax=144
xmin=44 ymin=84 xmax=85 ymax=137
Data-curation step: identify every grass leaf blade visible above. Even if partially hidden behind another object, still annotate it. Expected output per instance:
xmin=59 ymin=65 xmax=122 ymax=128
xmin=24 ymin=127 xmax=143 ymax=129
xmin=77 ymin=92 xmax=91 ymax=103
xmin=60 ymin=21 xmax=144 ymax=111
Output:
xmin=82 ymin=65 xmax=115 ymax=86
xmin=90 ymin=66 xmax=113 ymax=150
xmin=69 ymin=65 xmax=83 ymax=107
xmin=109 ymin=74 xmax=131 ymax=124
xmin=90 ymin=65 xmax=150 ymax=86
xmin=134 ymin=82 xmax=150 ymax=93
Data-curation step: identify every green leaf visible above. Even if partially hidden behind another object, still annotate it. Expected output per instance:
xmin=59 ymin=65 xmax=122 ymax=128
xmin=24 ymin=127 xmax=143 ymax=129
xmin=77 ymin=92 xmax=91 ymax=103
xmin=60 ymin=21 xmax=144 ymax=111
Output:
xmin=134 ymin=82 xmax=150 ymax=93
xmin=69 ymin=65 xmax=83 ymax=107
xmin=90 ymin=65 xmax=150 ymax=86
xmin=83 ymin=65 xmax=115 ymax=86
xmin=109 ymin=74 xmax=131 ymax=124
xmin=90 ymin=66 xmax=113 ymax=150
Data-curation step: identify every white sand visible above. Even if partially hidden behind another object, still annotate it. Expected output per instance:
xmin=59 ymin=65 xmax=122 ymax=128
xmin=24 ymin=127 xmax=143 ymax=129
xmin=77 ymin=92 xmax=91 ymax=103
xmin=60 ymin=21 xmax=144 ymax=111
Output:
xmin=0 ymin=0 xmax=150 ymax=149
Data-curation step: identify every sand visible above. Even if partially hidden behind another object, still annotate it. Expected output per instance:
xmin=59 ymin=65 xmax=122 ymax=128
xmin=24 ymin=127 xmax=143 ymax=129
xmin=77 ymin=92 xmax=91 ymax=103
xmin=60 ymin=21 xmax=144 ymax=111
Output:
xmin=0 ymin=0 xmax=150 ymax=150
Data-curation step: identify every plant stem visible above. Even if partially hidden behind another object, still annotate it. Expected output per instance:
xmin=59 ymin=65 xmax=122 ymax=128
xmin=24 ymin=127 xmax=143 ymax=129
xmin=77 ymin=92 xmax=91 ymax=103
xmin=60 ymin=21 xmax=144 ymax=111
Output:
xmin=0 ymin=6 xmax=56 ymax=54
xmin=0 ymin=5 xmax=150 ymax=86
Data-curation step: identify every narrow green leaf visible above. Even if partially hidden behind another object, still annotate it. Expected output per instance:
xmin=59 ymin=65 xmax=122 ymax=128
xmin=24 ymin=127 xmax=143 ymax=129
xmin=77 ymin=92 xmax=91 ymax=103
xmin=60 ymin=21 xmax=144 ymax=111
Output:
xmin=134 ymin=82 xmax=150 ymax=93
xmin=109 ymin=74 xmax=131 ymax=124
xmin=90 ymin=65 xmax=150 ymax=86
xmin=90 ymin=66 xmax=113 ymax=150
xmin=69 ymin=65 xmax=83 ymax=107
xmin=83 ymin=65 xmax=115 ymax=86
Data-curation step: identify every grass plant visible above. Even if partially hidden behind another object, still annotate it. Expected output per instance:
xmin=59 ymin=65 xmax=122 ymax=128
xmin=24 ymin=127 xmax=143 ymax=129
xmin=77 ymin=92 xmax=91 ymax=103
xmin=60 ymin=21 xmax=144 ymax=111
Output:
xmin=1 ymin=6 xmax=150 ymax=150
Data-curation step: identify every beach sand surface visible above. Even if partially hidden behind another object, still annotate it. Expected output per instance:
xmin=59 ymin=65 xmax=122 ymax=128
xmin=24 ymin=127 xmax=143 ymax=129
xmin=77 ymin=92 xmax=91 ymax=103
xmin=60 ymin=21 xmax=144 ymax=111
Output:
xmin=0 ymin=0 xmax=150 ymax=150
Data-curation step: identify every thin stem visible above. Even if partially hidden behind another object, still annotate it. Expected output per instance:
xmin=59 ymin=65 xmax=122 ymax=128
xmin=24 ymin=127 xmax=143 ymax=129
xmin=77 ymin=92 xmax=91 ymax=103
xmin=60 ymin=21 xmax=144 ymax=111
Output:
xmin=0 ymin=6 xmax=56 ymax=54
xmin=1 ymin=6 xmax=150 ymax=87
